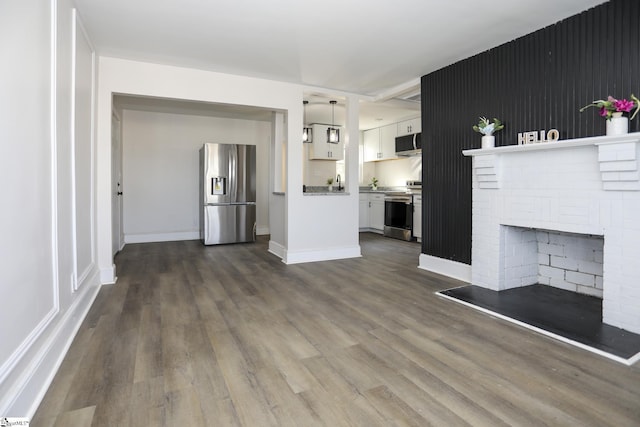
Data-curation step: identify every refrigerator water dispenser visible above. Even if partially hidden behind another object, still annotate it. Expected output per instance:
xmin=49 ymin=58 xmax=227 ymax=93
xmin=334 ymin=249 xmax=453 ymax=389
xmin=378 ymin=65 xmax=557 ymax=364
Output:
xmin=211 ymin=177 xmax=226 ymax=195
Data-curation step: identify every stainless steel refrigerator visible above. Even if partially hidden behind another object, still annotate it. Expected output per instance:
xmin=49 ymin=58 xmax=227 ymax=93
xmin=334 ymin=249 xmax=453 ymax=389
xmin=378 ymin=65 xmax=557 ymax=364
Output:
xmin=199 ymin=143 xmax=257 ymax=245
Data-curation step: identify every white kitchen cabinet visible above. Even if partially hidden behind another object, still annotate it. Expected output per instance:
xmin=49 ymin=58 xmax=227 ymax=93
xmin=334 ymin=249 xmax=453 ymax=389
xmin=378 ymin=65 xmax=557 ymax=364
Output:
xmin=359 ymin=194 xmax=369 ymax=229
xmin=413 ymin=195 xmax=422 ymax=241
xmin=309 ymin=124 xmax=344 ymax=160
xmin=379 ymin=124 xmax=398 ymax=160
xmin=363 ymin=128 xmax=380 ymax=162
xmin=359 ymin=193 xmax=385 ymax=232
xmin=397 ymin=117 xmax=421 ymax=136
xmin=369 ymin=194 xmax=385 ymax=231
xmin=363 ymin=124 xmax=398 ymax=162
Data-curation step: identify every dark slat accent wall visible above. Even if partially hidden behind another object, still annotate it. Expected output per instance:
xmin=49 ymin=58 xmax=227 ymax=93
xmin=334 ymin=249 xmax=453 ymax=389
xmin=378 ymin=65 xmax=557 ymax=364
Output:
xmin=421 ymin=0 xmax=640 ymax=265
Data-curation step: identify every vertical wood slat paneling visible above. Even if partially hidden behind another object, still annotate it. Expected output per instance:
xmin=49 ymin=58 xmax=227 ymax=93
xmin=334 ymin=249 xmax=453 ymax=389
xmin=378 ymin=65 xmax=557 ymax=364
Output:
xmin=421 ymin=0 xmax=640 ymax=265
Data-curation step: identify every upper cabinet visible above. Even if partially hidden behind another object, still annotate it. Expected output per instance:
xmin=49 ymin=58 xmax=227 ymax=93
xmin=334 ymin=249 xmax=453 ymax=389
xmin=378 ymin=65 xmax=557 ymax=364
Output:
xmin=363 ymin=117 xmax=421 ymax=162
xmin=363 ymin=123 xmax=397 ymax=162
xmin=363 ymin=128 xmax=380 ymax=162
xmin=397 ymin=117 xmax=421 ymax=137
xmin=308 ymin=124 xmax=344 ymax=160
xmin=379 ymin=124 xmax=398 ymax=159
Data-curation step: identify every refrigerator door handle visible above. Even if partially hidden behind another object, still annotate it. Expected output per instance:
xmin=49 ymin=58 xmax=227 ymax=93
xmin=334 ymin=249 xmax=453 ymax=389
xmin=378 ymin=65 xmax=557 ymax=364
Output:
xmin=229 ymin=144 xmax=238 ymax=203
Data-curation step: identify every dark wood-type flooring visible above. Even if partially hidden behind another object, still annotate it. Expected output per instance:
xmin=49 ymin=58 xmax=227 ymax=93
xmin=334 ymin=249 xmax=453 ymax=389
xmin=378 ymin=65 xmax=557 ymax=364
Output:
xmin=33 ymin=233 xmax=640 ymax=426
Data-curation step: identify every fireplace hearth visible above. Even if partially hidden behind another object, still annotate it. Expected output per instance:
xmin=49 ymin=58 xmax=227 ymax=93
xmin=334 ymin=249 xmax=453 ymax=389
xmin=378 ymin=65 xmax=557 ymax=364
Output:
xmin=438 ymin=284 xmax=640 ymax=364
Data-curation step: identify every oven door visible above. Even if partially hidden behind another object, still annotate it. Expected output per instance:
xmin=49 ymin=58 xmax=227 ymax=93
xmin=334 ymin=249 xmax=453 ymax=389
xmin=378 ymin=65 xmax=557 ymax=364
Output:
xmin=384 ymin=196 xmax=414 ymax=241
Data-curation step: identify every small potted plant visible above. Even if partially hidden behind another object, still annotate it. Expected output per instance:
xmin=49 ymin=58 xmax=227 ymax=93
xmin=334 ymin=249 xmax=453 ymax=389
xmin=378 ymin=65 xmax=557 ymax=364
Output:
xmin=473 ymin=117 xmax=504 ymax=148
xmin=580 ymin=94 xmax=639 ymax=136
xmin=370 ymin=177 xmax=378 ymax=191
xmin=327 ymin=177 xmax=334 ymax=191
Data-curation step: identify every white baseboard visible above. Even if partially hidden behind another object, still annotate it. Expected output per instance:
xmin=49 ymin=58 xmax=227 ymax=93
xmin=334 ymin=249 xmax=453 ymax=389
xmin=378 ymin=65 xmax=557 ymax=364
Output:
xmin=0 ymin=267 xmax=101 ymax=418
xmin=256 ymin=226 xmax=270 ymax=236
xmin=100 ymin=264 xmax=116 ymax=284
xmin=284 ymin=245 xmax=362 ymax=264
xmin=124 ymin=231 xmax=200 ymax=244
xmin=268 ymin=240 xmax=285 ymax=259
xmin=359 ymin=228 xmax=383 ymax=235
xmin=419 ymin=253 xmax=471 ymax=283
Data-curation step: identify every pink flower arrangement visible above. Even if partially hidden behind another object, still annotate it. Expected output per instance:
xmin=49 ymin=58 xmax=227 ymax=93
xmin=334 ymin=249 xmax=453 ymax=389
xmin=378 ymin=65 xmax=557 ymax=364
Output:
xmin=612 ymin=97 xmax=636 ymax=113
xmin=580 ymin=94 xmax=640 ymax=120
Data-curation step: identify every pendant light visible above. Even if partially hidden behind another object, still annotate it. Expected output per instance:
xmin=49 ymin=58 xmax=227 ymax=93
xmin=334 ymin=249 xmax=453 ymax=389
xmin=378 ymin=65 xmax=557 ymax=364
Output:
xmin=302 ymin=100 xmax=312 ymax=143
xmin=327 ymin=100 xmax=340 ymax=143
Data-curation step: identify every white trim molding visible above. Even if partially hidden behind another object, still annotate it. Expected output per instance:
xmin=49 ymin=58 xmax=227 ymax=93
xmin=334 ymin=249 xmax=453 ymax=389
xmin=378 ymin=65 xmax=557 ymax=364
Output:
xmin=0 ymin=269 xmax=101 ymax=418
xmin=268 ymin=240 xmax=285 ymax=260
xmin=283 ymin=245 xmax=361 ymax=265
xmin=419 ymin=253 xmax=472 ymax=283
xmin=256 ymin=226 xmax=270 ymax=236
xmin=70 ymin=8 xmax=97 ymax=292
xmin=124 ymin=231 xmax=200 ymax=244
xmin=100 ymin=265 xmax=116 ymax=285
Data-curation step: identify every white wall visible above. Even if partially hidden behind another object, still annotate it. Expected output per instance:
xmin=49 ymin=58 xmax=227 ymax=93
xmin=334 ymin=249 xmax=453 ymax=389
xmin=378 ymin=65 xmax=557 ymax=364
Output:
xmin=97 ymin=57 xmax=362 ymax=278
xmin=0 ymin=0 xmax=101 ymax=417
xmin=121 ymin=110 xmax=271 ymax=242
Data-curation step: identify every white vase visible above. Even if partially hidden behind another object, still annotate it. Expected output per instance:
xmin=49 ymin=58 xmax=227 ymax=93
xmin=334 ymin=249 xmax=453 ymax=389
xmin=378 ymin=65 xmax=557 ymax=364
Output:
xmin=328 ymin=184 xmax=333 ymax=192
xmin=481 ymin=135 xmax=495 ymax=149
xmin=606 ymin=112 xmax=628 ymax=136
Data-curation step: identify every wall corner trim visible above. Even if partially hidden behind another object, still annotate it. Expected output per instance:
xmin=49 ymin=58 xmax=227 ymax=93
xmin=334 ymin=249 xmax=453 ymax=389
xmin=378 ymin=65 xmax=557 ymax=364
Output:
xmin=100 ymin=265 xmax=116 ymax=284
xmin=268 ymin=240 xmax=286 ymax=260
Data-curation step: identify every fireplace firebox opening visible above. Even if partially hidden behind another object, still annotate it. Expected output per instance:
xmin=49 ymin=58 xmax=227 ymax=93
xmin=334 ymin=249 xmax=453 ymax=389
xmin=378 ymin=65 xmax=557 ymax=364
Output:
xmin=501 ymin=226 xmax=604 ymax=298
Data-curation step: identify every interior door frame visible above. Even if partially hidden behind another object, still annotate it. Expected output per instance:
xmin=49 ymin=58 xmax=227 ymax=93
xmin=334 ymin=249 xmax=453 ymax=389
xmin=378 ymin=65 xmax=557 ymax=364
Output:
xmin=111 ymin=110 xmax=123 ymax=256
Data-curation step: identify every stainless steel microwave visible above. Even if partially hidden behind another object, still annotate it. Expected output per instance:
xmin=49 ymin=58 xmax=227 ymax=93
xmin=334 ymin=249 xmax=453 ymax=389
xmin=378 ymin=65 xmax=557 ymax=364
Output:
xmin=395 ymin=133 xmax=421 ymax=156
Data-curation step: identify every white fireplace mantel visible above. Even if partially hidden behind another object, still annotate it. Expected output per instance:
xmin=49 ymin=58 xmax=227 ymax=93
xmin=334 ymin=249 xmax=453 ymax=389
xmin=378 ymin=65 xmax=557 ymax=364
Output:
xmin=463 ymin=133 xmax=640 ymax=191
xmin=463 ymin=132 xmax=640 ymax=334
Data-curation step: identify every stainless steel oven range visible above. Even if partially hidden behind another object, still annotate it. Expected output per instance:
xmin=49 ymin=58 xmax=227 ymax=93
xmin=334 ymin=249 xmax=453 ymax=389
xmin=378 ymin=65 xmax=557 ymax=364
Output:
xmin=383 ymin=192 xmax=414 ymax=241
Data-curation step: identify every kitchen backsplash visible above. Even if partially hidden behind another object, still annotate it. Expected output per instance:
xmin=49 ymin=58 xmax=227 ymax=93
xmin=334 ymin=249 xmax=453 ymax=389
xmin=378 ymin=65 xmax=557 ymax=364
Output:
xmin=361 ymin=156 xmax=421 ymax=187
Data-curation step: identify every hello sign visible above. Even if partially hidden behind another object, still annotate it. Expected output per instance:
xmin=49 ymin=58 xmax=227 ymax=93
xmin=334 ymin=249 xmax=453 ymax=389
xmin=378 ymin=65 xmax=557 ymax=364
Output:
xmin=517 ymin=129 xmax=560 ymax=145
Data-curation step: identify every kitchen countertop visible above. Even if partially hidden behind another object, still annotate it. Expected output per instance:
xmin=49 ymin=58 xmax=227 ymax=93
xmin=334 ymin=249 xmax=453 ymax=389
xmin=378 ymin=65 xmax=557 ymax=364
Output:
xmin=303 ymin=185 xmax=347 ymax=195
xmin=359 ymin=186 xmax=407 ymax=193
xmin=303 ymin=191 xmax=350 ymax=196
xmin=298 ymin=186 xmax=416 ymax=195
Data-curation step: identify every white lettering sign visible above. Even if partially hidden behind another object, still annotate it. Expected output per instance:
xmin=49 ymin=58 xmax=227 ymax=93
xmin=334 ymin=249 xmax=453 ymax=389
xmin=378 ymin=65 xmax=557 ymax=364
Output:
xmin=517 ymin=129 xmax=560 ymax=145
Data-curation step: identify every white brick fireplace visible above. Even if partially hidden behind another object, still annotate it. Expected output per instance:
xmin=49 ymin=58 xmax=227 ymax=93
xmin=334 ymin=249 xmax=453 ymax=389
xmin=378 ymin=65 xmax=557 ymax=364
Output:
xmin=463 ymin=133 xmax=640 ymax=334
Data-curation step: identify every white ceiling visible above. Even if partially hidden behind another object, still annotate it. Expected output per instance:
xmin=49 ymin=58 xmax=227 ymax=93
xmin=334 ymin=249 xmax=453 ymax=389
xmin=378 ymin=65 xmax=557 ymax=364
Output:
xmin=80 ymin=0 xmax=606 ymax=129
